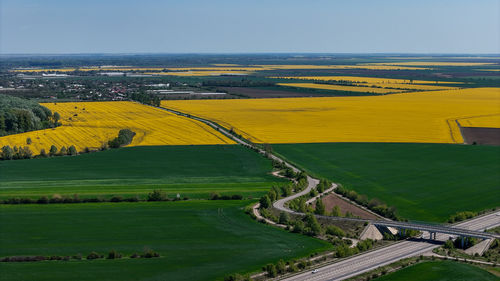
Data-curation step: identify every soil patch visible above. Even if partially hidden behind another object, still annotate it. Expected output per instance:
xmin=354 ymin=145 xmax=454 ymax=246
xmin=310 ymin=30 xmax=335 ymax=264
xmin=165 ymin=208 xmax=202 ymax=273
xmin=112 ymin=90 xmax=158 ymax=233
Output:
xmin=460 ymin=127 xmax=500 ymax=145
xmin=322 ymin=193 xmax=378 ymax=220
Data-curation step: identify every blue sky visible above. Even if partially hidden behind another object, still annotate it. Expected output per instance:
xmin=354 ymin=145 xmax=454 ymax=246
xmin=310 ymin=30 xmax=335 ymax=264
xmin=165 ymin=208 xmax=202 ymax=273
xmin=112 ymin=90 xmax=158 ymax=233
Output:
xmin=1 ymin=0 xmax=498 ymax=54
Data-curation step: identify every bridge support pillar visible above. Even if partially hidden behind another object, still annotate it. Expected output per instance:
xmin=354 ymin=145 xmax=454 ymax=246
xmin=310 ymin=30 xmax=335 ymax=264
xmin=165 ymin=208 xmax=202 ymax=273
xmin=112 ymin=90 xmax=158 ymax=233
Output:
xmin=461 ymin=236 xmax=465 ymax=249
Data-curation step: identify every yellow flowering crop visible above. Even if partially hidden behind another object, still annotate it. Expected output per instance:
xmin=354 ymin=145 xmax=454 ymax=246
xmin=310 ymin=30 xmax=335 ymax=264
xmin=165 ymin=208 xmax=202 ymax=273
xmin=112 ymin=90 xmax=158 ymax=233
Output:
xmin=365 ymin=62 xmax=497 ymax=66
xmin=276 ymin=83 xmax=405 ymax=94
xmin=274 ymin=76 xmax=460 ymax=91
xmin=162 ymin=88 xmax=500 ymax=144
xmin=0 ymin=101 xmax=233 ymax=155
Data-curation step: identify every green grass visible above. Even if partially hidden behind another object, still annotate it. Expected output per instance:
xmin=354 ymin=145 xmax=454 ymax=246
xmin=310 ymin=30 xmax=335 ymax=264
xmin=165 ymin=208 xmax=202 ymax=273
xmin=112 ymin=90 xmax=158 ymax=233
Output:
xmin=0 ymin=145 xmax=282 ymax=199
xmin=375 ymin=261 xmax=499 ymax=281
xmin=273 ymin=143 xmax=500 ymax=222
xmin=0 ymin=200 xmax=331 ymax=281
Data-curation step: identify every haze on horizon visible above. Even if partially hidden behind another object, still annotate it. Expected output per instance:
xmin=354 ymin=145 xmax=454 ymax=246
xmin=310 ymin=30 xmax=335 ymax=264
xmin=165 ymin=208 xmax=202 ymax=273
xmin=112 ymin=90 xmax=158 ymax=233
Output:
xmin=1 ymin=0 xmax=498 ymax=55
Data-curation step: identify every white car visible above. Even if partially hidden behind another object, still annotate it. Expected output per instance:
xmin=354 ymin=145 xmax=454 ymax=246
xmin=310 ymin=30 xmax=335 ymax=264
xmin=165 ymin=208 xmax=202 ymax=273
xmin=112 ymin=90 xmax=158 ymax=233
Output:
xmin=312 ymin=269 xmax=319 ymax=274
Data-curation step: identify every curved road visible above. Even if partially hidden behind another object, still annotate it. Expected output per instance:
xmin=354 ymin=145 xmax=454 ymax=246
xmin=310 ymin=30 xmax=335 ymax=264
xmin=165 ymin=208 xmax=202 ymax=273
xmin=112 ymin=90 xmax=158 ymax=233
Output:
xmin=159 ymin=105 xmax=500 ymax=281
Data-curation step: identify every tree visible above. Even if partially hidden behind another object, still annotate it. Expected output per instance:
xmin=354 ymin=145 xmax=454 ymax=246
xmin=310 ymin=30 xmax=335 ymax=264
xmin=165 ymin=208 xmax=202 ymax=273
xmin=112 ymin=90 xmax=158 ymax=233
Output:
xmin=259 ymin=195 xmax=271 ymax=209
xmin=39 ymin=148 xmax=47 ymax=158
xmin=108 ymin=129 xmax=136 ymax=148
xmin=331 ymin=205 xmax=342 ymax=217
xmin=279 ymin=212 xmax=290 ymax=225
xmin=49 ymin=145 xmax=58 ymax=156
xmin=59 ymin=146 xmax=67 ymax=156
xmin=315 ymin=199 xmax=326 ymax=215
xmin=26 ymin=137 xmax=32 ymax=145
xmin=444 ymin=239 xmax=454 ymax=250
xmin=276 ymin=259 xmax=286 ymax=274
xmin=53 ymin=112 xmax=61 ymax=125
xmin=292 ymin=220 xmax=305 ymax=233
xmin=147 ymin=190 xmax=167 ymax=201
xmin=68 ymin=145 xmax=77 ymax=156
xmin=1 ymin=145 xmax=13 ymax=160
xmin=265 ymin=264 xmax=277 ymax=277
xmin=305 ymin=213 xmax=322 ymax=236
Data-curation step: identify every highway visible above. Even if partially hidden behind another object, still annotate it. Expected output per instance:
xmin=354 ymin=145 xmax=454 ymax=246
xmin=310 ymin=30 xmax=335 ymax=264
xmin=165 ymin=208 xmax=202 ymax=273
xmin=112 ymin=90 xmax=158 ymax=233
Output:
xmin=281 ymin=211 xmax=500 ymax=281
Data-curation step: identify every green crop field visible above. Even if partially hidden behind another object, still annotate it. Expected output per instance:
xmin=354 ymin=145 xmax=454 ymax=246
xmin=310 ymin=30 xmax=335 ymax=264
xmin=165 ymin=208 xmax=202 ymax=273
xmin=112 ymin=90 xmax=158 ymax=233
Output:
xmin=0 ymin=145 xmax=281 ymax=199
xmin=375 ymin=261 xmax=499 ymax=281
xmin=0 ymin=200 xmax=331 ymax=281
xmin=273 ymin=143 xmax=500 ymax=222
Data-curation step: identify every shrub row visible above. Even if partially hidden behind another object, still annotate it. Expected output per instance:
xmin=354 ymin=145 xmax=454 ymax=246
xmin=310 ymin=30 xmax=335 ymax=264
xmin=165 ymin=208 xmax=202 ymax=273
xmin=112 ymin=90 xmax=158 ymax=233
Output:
xmin=0 ymin=249 xmax=160 ymax=263
xmin=209 ymin=193 xmax=243 ymax=200
xmin=1 ymin=190 xmax=247 ymax=205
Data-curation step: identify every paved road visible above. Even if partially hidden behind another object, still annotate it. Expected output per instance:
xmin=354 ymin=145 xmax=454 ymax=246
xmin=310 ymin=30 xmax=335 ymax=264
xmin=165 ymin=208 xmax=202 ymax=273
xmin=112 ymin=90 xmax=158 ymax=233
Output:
xmin=281 ymin=211 xmax=500 ymax=281
xmin=273 ymin=176 xmax=319 ymax=214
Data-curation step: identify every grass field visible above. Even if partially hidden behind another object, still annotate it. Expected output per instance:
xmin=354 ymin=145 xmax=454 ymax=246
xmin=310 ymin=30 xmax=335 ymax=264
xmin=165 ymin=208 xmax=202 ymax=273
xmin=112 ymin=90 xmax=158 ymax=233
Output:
xmin=375 ymin=261 xmax=499 ymax=281
xmin=0 ymin=145 xmax=280 ymax=199
xmin=0 ymin=201 xmax=331 ymax=281
xmin=273 ymin=143 xmax=500 ymax=222
xmin=0 ymin=101 xmax=233 ymax=155
xmin=163 ymin=88 xmax=500 ymax=144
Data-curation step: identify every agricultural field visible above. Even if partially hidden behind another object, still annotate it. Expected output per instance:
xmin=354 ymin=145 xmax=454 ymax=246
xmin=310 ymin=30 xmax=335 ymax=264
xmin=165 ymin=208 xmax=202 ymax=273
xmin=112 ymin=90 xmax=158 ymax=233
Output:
xmin=163 ymin=87 xmax=500 ymax=144
xmin=367 ymin=62 xmax=498 ymax=67
xmin=0 ymin=201 xmax=331 ymax=281
xmin=374 ymin=261 xmax=499 ymax=281
xmin=276 ymin=83 xmax=405 ymax=94
xmin=0 ymin=145 xmax=280 ymax=200
xmin=273 ymin=143 xmax=500 ymax=222
xmin=0 ymin=101 xmax=233 ymax=155
xmin=275 ymin=76 xmax=461 ymax=91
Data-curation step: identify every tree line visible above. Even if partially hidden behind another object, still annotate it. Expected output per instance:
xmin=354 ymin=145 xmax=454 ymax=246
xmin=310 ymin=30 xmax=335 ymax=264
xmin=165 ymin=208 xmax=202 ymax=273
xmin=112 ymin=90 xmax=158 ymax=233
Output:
xmin=0 ymin=94 xmax=61 ymax=136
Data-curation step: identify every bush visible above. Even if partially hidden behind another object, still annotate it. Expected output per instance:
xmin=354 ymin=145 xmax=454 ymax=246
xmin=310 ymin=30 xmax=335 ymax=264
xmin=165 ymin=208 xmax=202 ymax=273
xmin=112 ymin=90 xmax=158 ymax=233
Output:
xmin=326 ymin=225 xmax=346 ymax=237
xmin=107 ymin=250 xmax=122 ymax=259
xmin=86 ymin=252 xmax=103 ymax=260
xmin=448 ymin=211 xmax=477 ymax=223
xmin=209 ymin=192 xmax=220 ymax=200
xmin=110 ymin=196 xmax=123 ymax=202
xmin=231 ymin=194 xmax=243 ymax=200
xmin=37 ymin=196 xmax=49 ymax=204
xmin=265 ymin=263 xmax=277 ymax=277
xmin=108 ymin=129 xmax=136 ymax=148
xmin=147 ymin=190 xmax=167 ymax=201
xmin=141 ymin=249 xmax=160 ymax=258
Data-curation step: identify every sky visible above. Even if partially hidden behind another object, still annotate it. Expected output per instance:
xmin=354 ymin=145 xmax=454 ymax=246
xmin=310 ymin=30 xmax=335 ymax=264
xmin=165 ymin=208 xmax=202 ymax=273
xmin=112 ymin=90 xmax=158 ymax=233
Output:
xmin=1 ymin=0 xmax=498 ymax=54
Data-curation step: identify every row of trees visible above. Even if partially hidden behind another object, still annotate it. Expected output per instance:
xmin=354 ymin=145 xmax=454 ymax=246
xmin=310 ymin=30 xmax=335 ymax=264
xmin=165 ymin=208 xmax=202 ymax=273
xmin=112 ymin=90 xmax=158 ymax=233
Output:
xmin=130 ymin=92 xmax=161 ymax=107
xmin=1 ymin=129 xmax=136 ymax=161
xmin=0 ymin=144 xmax=78 ymax=160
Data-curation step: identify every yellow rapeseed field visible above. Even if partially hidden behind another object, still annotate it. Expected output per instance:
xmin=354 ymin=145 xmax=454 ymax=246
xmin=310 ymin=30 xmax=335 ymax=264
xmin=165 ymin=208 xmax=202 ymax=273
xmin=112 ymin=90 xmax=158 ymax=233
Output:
xmin=162 ymin=88 xmax=500 ymax=144
xmin=276 ymin=83 xmax=405 ymax=94
xmin=457 ymin=114 xmax=500 ymax=128
xmin=0 ymin=101 xmax=233 ymax=154
xmin=365 ymin=62 xmax=497 ymax=67
xmin=274 ymin=76 xmax=461 ymax=85
xmin=275 ymin=76 xmax=460 ymax=91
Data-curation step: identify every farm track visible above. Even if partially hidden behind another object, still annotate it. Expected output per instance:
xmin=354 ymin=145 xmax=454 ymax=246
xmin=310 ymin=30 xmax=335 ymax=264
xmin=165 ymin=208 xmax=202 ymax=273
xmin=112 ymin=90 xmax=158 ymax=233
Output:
xmin=157 ymin=104 xmax=500 ymax=281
